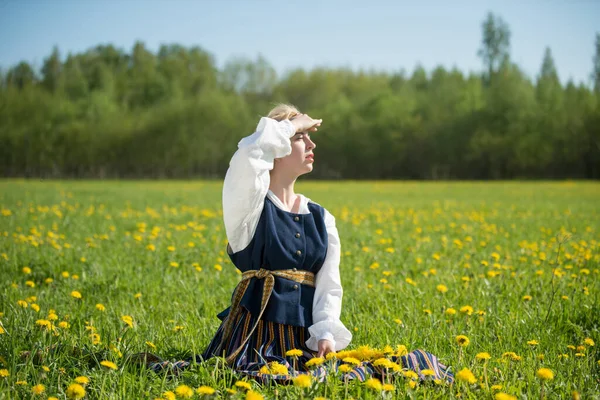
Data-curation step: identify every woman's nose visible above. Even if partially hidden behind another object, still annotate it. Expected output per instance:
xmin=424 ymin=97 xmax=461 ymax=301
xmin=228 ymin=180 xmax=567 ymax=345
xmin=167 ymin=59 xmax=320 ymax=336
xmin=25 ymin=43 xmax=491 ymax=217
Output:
xmin=307 ymin=137 xmax=316 ymax=150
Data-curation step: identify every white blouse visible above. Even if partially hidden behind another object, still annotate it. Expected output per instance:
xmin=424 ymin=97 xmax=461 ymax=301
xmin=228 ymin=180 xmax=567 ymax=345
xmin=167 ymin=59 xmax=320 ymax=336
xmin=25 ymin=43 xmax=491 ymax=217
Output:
xmin=222 ymin=117 xmax=352 ymax=351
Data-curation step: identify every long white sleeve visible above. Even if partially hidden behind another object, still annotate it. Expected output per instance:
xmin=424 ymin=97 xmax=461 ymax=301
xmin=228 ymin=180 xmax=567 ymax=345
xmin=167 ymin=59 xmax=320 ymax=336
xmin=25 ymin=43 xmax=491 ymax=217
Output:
xmin=306 ymin=209 xmax=353 ymax=351
xmin=223 ymin=117 xmax=296 ymax=253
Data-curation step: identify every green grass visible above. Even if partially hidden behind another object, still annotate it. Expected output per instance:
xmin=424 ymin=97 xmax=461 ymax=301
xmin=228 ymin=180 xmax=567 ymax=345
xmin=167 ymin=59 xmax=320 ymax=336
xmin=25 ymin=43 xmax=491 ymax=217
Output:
xmin=0 ymin=180 xmax=599 ymax=399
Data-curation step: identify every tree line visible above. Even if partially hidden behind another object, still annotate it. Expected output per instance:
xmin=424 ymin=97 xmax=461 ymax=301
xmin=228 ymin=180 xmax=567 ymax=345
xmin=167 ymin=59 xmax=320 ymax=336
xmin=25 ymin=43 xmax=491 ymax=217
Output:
xmin=1 ymin=13 xmax=599 ymax=180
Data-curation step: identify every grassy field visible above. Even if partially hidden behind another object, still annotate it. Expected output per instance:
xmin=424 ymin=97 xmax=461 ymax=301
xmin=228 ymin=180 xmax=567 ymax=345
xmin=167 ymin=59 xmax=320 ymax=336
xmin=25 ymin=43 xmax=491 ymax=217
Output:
xmin=0 ymin=180 xmax=598 ymax=399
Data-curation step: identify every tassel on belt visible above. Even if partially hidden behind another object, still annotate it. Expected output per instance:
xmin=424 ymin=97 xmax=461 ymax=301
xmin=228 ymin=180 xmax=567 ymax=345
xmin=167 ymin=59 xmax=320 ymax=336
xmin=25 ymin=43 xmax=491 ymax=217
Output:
xmin=217 ymin=268 xmax=315 ymax=364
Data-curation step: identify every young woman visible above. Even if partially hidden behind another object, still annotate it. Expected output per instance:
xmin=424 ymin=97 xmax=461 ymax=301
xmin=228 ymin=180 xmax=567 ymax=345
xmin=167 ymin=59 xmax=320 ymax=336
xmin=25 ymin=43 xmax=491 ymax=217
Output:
xmin=147 ymin=104 xmax=453 ymax=384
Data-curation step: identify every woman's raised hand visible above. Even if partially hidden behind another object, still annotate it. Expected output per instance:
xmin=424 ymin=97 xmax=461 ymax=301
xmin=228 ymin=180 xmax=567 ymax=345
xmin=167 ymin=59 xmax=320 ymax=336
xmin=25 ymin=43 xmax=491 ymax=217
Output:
xmin=290 ymin=113 xmax=322 ymax=133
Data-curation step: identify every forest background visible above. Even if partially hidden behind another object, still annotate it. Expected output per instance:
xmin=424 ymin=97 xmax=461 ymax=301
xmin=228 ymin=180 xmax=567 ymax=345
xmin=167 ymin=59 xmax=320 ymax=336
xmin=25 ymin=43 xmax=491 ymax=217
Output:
xmin=1 ymin=12 xmax=599 ymax=180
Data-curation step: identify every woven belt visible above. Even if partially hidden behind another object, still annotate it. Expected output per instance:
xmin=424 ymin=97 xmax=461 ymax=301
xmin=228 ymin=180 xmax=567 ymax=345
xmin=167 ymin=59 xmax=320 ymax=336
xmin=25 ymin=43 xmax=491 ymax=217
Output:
xmin=217 ymin=268 xmax=315 ymax=364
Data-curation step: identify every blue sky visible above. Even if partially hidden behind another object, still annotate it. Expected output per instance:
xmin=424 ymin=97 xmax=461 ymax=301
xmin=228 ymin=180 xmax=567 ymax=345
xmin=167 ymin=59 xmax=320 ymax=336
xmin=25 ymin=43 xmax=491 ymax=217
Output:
xmin=0 ymin=0 xmax=598 ymax=85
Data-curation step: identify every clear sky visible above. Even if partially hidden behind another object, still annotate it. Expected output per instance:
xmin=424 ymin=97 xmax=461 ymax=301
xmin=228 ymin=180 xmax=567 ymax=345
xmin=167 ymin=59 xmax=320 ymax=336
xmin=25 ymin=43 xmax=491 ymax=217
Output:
xmin=0 ymin=0 xmax=598 ymax=85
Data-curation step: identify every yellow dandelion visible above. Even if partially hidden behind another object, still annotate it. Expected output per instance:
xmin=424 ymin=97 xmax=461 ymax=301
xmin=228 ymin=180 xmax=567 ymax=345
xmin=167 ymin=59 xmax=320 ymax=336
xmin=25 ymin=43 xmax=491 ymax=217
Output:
xmin=285 ymin=349 xmax=303 ymax=357
xmin=495 ymin=394 xmax=517 ymax=400
xmin=31 ymin=384 xmax=45 ymax=395
xmin=365 ymin=378 xmax=382 ymax=391
xmin=214 ymin=264 xmax=222 ymax=271
xmin=58 ymin=321 xmax=70 ymax=329
xmin=536 ymin=368 xmax=554 ymax=381
xmin=245 ymin=390 xmax=264 ymax=400
xmin=1 ymin=369 xmax=10 ymax=378
xmin=70 ymin=291 xmax=82 ymax=299
xmin=169 ymin=261 xmax=179 ymax=268
xmin=342 ymin=357 xmax=360 ymax=365
xmin=100 ymin=360 xmax=118 ymax=370
xmin=445 ymin=308 xmax=457 ymax=315
xmin=456 ymin=368 xmax=477 ymax=384
xmin=491 ymin=384 xmax=503 ymax=391
xmin=134 ymin=292 xmax=142 ymax=299
xmin=26 ymin=280 xmax=35 ymax=288
xmin=382 ymin=383 xmax=395 ymax=392
xmin=22 ymin=266 xmax=32 ymax=274
xmin=305 ymin=357 xmax=325 ymax=368
xmin=17 ymin=300 xmax=28 ymax=308
xmin=456 ymin=335 xmax=470 ymax=347
xmin=121 ymin=315 xmax=134 ymax=328
xmin=338 ymin=364 xmax=352 ymax=373
xmin=527 ymin=340 xmax=539 ymax=346
xmin=30 ymin=303 xmax=40 ymax=312
xmin=146 ymin=341 xmax=156 ymax=349
xmin=74 ymin=376 xmax=89 ymax=385
xmin=408 ymin=380 xmax=417 ymax=389
xmin=41 ymin=366 xmax=50 ymax=372
xmin=523 ymin=295 xmax=532 ymax=301
xmin=293 ymin=374 xmax=312 ymax=388
xmin=476 ymin=352 xmax=491 ymax=361
xmin=162 ymin=391 xmax=176 ymax=400
xmin=436 ymin=284 xmax=448 ymax=293
xmin=460 ymin=305 xmax=474 ymax=315
xmin=175 ymin=385 xmax=194 ymax=398
xmin=421 ymin=369 xmax=435 ymax=377
xmin=584 ymin=338 xmax=595 ymax=346
xmin=234 ymin=381 xmax=252 ymax=390
xmin=96 ymin=303 xmax=106 ymax=311
xmin=403 ymin=370 xmax=419 ymax=379
xmin=66 ymin=383 xmax=86 ymax=399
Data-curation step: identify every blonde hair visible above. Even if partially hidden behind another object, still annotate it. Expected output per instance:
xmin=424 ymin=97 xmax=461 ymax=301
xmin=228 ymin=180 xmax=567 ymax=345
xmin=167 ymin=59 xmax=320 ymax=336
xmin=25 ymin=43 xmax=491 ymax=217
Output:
xmin=267 ymin=103 xmax=301 ymax=122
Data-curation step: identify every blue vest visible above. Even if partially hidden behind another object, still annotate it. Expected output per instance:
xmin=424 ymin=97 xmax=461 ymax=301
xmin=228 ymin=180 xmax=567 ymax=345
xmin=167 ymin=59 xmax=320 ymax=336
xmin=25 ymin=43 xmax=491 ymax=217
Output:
xmin=217 ymin=196 xmax=329 ymax=327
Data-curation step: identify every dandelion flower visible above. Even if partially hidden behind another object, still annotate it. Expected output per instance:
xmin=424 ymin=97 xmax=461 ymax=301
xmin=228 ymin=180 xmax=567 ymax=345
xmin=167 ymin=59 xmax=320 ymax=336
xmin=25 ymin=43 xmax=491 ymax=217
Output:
xmin=22 ymin=267 xmax=32 ymax=274
xmin=456 ymin=335 xmax=470 ymax=347
xmin=382 ymin=383 xmax=395 ymax=392
xmin=66 ymin=383 xmax=86 ymax=399
xmin=175 ymin=385 xmax=194 ymax=398
xmin=403 ymin=370 xmax=419 ymax=380
xmin=305 ymin=357 xmax=325 ymax=368
xmin=70 ymin=291 xmax=82 ymax=299
xmin=96 ymin=303 xmax=105 ymax=311
xmin=285 ymin=349 xmax=303 ymax=357
xmin=536 ymin=368 xmax=554 ymax=381
xmin=196 ymin=386 xmax=215 ymax=395
xmin=293 ymin=374 xmax=312 ymax=388
xmin=523 ymin=295 xmax=532 ymax=301
xmin=527 ymin=340 xmax=539 ymax=346
xmin=121 ymin=315 xmax=133 ymax=328
xmin=146 ymin=341 xmax=156 ymax=349
xmin=0 ymin=369 xmax=9 ymax=377
xmin=245 ymin=390 xmax=263 ymax=400
xmin=162 ymin=391 xmax=176 ymax=400
xmin=584 ymin=338 xmax=595 ymax=346
xmin=74 ymin=376 xmax=89 ymax=385
xmin=342 ymin=357 xmax=360 ymax=365
xmin=446 ymin=308 xmax=457 ymax=315
xmin=456 ymin=368 xmax=477 ymax=384
xmin=495 ymin=394 xmax=517 ymax=400
xmin=476 ymin=352 xmax=491 ymax=361
xmin=338 ymin=364 xmax=352 ymax=373
xmin=421 ymin=369 xmax=435 ymax=377
xmin=31 ymin=384 xmax=45 ymax=395
xmin=460 ymin=305 xmax=474 ymax=315
xmin=436 ymin=284 xmax=448 ymax=293
xmin=365 ymin=378 xmax=383 ymax=391
xmin=100 ymin=360 xmax=118 ymax=370
xmin=234 ymin=381 xmax=251 ymax=390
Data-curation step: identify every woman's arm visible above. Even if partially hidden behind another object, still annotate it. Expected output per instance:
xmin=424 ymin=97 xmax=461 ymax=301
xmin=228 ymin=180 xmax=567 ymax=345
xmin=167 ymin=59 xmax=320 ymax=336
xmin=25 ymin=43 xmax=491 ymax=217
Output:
xmin=223 ymin=117 xmax=296 ymax=253
xmin=306 ymin=209 xmax=352 ymax=352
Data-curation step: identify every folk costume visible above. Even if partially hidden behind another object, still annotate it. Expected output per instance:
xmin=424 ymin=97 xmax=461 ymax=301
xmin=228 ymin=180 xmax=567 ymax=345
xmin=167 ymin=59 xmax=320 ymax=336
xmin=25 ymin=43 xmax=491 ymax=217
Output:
xmin=148 ymin=118 xmax=454 ymax=384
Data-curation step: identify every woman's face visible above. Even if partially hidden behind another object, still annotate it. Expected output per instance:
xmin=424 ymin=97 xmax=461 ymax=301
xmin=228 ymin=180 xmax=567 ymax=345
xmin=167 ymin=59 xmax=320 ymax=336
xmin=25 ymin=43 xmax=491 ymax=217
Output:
xmin=275 ymin=131 xmax=316 ymax=177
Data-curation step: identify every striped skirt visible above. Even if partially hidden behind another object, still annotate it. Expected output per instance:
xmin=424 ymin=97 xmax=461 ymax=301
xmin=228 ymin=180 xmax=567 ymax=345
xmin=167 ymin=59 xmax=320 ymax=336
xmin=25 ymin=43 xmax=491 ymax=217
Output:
xmin=149 ymin=308 xmax=454 ymax=384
